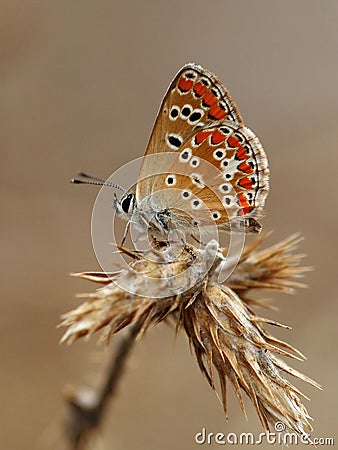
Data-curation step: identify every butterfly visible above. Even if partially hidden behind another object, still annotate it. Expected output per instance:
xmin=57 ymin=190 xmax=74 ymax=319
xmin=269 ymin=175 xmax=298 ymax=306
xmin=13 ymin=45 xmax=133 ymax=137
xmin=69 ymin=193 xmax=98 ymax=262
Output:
xmin=75 ymin=63 xmax=269 ymax=240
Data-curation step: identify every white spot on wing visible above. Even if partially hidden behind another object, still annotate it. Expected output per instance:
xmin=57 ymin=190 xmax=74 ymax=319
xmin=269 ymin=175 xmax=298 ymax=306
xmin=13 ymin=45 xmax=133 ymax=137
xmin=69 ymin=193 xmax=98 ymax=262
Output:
xmin=211 ymin=211 xmax=221 ymax=220
xmin=181 ymin=190 xmax=192 ymax=199
xmin=191 ymin=199 xmax=202 ymax=209
xmin=190 ymin=157 xmax=200 ymax=168
xmin=190 ymin=173 xmax=205 ymax=188
xmin=219 ymin=183 xmax=231 ymax=193
xmin=222 ymin=195 xmax=235 ymax=207
xmin=213 ymin=148 xmax=226 ymax=160
xmin=165 ymin=174 xmax=177 ymax=186
xmin=183 ymin=70 xmax=198 ymax=81
xmin=166 ymin=133 xmax=183 ymax=150
xmin=169 ymin=105 xmax=180 ymax=121
xmin=180 ymin=104 xmax=193 ymax=119
xmin=179 ymin=148 xmax=192 ymax=163
xmin=188 ymin=108 xmax=204 ymax=125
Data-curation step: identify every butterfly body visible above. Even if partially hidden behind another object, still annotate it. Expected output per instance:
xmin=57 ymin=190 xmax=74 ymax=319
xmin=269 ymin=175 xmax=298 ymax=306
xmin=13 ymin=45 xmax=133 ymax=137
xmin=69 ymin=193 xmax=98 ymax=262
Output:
xmin=115 ymin=63 xmax=269 ymax=238
xmin=116 ymin=186 xmax=192 ymax=238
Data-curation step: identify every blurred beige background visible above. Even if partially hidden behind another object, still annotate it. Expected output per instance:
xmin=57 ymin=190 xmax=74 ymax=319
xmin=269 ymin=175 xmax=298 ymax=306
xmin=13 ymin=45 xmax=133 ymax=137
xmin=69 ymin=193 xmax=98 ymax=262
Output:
xmin=1 ymin=1 xmax=337 ymax=449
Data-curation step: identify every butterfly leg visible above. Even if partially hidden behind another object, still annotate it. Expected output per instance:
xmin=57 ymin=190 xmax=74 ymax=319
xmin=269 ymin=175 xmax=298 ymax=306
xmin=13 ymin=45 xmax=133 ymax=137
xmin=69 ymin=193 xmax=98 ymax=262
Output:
xmin=121 ymin=220 xmax=131 ymax=246
xmin=154 ymin=210 xmax=171 ymax=234
xmin=190 ymin=233 xmax=207 ymax=247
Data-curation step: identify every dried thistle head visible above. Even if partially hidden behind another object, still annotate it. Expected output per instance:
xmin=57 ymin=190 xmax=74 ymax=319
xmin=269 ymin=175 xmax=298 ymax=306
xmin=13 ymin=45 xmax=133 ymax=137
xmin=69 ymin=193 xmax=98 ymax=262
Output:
xmin=60 ymin=234 xmax=320 ymax=436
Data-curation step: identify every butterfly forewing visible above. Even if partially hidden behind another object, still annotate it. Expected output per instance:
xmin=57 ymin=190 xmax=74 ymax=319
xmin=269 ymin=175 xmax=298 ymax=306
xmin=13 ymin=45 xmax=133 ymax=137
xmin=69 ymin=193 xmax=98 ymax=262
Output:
xmin=137 ymin=63 xmax=244 ymax=200
xmin=149 ymin=122 xmax=269 ymax=228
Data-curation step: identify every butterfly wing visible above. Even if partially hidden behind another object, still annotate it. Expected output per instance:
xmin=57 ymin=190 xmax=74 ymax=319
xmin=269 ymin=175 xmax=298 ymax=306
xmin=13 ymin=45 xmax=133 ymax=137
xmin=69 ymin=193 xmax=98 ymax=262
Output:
xmin=135 ymin=63 xmax=269 ymax=233
xmin=136 ymin=63 xmax=244 ymax=200
xmin=148 ymin=122 xmax=269 ymax=231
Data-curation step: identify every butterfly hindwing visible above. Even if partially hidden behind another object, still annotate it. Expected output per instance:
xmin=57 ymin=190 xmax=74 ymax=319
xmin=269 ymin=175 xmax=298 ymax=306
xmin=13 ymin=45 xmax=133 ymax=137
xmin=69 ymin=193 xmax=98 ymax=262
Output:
xmin=148 ymin=122 xmax=269 ymax=229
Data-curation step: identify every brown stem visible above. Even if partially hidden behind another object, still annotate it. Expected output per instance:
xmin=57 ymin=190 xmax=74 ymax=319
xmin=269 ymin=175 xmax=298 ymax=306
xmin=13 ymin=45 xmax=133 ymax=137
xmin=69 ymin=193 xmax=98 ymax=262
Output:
xmin=64 ymin=322 xmax=142 ymax=450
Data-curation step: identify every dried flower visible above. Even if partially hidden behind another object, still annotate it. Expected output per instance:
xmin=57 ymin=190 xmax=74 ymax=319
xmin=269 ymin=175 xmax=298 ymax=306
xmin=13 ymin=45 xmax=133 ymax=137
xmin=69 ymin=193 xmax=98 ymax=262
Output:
xmin=60 ymin=234 xmax=320 ymax=437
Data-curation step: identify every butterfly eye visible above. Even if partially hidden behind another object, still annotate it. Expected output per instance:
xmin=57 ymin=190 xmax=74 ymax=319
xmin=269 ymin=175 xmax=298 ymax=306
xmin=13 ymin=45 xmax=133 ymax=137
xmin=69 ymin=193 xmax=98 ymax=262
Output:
xmin=121 ymin=193 xmax=135 ymax=214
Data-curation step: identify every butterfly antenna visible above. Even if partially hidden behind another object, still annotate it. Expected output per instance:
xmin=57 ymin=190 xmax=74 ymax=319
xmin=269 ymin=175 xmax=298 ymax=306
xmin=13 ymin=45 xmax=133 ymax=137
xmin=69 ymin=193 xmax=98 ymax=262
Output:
xmin=77 ymin=172 xmax=107 ymax=183
xmin=71 ymin=172 xmax=126 ymax=192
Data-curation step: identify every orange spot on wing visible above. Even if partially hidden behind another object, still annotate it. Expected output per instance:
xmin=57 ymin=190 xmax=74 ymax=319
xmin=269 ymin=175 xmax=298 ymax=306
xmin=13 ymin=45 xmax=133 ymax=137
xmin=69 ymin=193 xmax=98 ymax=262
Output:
xmin=211 ymin=129 xmax=225 ymax=145
xmin=208 ymin=105 xmax=227 ymax=120
xmin=193 ymin=82 xmax=207 ymax=97
xmin=203 ymin=91 xmax=218 ymax=107
xmin=237 ymin=192 xmax=248 ymax=205
xmin=237 ymin=161 xmax=253 ymax=174
xmin=227 ymin=135 xmax=240 ymax=148
xmin=195 ymin=130 xmax=213 ymax=145
xmin=242 ymin=206 xmax=254 ymax=215
xmin=236 ymin=146 xmax=249 ymax=160
xmin=238 ymin=176 xmax=254 ymax=189
xmin=237 ymin=192 xmax=254 ymax=215
xmin=178 ymin=77 xmax=193 ymax=92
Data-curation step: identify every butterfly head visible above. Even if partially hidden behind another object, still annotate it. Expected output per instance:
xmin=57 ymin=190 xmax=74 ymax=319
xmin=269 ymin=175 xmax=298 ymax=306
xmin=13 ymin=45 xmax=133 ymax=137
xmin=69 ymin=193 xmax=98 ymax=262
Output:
xmin=115 ymin=191 xmax=172 ymax=236
xmin=114 ymin=192 xmax=136 ymax=221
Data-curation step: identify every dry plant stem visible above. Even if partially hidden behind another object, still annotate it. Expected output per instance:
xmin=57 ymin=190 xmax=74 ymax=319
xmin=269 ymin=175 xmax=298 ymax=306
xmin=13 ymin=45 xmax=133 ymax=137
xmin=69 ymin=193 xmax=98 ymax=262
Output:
xmin=61 ymin=234 xmax=320 ymax=438
xmin=65 ymin=322 xmax=142 ymax=450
